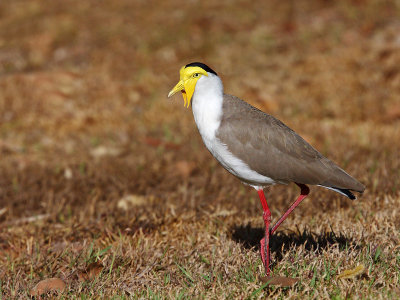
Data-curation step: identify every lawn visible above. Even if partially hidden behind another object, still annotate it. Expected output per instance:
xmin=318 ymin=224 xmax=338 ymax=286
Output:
xmin=1 ymin=0 xmax=400 ymax=298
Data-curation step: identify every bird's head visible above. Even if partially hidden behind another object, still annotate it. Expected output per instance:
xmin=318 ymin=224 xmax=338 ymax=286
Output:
xmin=168 ymin=62 xmax=217 ymax=108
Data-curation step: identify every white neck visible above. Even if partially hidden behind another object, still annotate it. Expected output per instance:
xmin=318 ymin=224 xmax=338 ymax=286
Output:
xmin=190 ymin=73 xmax=275 ymax=187
xmin=191 ymin=74 xmax=224 ymax=142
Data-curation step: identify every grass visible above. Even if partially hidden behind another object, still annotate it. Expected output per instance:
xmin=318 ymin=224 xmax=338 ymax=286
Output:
xmin=1 ymin=0 xmax=400 ymax=298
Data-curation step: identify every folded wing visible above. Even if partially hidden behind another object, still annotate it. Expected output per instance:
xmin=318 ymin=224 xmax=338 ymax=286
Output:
xmin=217 ymin=94 xmax=365 ymax=194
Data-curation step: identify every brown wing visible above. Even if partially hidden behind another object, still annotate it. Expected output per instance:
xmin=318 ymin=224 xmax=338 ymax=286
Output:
xmin=216 ymin=94 xmax=365 ymax=192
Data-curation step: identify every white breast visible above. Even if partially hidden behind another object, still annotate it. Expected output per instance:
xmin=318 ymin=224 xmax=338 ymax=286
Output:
xmin=191 ymin=74 xmax=277 ymax=189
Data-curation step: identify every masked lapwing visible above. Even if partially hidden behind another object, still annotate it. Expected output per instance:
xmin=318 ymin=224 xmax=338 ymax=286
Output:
xmin=168 ymin=62 xmax=365 ymax=276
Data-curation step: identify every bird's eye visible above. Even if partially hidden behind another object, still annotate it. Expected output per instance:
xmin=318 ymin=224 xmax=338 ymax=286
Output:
xmin=194 ymin=73 xmax=200 ymax=77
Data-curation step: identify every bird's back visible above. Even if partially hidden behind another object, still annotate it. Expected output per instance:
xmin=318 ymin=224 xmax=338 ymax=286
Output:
xmin=216 ymin=94 xmax=365 ymax=193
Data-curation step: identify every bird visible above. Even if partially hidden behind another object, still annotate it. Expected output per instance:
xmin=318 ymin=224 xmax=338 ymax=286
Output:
xmin=168 ymin=62 xmax=365 ymax=277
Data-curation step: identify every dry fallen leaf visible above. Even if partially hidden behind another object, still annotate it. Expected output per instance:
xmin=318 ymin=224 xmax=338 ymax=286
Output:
xmin=64 ymin=167 xmax=73 ymax=179
xmin=337 ymin=264 xmax=365 ymax=279
xmin=175 ymin=160 xmax=196 ymax=178
xmin=6 ymin=213 xmax=50 ymax=226
xmin=0 ymin=207 xmax=7 ymax=217
xmin=78 ymin=262 xmax=104 ymax=282
xmin=90 ymin=146 xmax=122 ymax=158
xmin=143 ymin=137 xmax=181 ymax=150
xmin=50 ymin=241 xmax=84 ymax=253
xmin=30 ymin=278 xmax=66 ymax=296
xmin=385 ymin=104 xmax=400 ymax=122
xmin=260 ymin=276 xmax=299 ymax=287
xmin=117 ymin=194 xmax=147 ymax=210
xmin=211 ymin=209 xmax=237 ymax=217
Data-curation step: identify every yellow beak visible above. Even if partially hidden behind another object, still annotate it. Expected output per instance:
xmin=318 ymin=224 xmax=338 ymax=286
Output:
xmin=168 ymin=78 xmax=198 ymax=108
xmin=168 ymin=80 xmax=188 ymax=106
xmin=168 ymin=66 xmax=208 ymax=108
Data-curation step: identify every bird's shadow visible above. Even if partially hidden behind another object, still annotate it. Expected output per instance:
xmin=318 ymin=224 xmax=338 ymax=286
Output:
xmin=231 ymin=223 xmax=361 ymax=263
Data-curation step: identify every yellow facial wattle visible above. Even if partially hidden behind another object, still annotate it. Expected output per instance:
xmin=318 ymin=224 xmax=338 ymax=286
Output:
xmin=168 ymin=66 xmax=208 ymax=108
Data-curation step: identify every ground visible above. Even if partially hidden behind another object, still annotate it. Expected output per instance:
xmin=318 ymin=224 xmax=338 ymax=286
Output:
xmin=1 ymin=0 xmax=400 ymax=298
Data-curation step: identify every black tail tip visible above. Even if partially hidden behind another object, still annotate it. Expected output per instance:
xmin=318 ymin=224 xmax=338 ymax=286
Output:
xmin=339 ymin=188 xmax=356 ymax=200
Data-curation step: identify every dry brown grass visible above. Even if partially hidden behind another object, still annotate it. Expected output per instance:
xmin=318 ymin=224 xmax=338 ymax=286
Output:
xmin=1 ymin=0 xmax=400 ymax=298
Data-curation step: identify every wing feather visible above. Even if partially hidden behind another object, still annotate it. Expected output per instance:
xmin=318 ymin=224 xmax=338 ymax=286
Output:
xmin=217 ymin=94 xmax=365 ymax=192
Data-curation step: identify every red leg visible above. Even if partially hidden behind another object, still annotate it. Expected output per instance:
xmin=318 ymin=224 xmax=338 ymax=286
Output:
xmin=270 ymin=183 xmax=310 ymax=235
xmin=257 ymin=189 xmax=271 ymax=276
